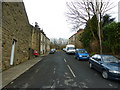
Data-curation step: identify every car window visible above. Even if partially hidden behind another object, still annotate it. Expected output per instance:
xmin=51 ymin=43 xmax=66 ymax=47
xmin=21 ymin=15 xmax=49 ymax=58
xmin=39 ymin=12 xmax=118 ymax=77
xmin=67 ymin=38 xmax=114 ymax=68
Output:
xmin=76 ymin=50 xmax=79 ymax=53
xmin=78 ymin=50 xmax=87 ymax=53
xmin=68 ymin=47 xmax=75 ymax=50
xmin=92 ymin=55 xmax=101 ymax=61
xmin=102 ymin=56 xmax=120 ymax=63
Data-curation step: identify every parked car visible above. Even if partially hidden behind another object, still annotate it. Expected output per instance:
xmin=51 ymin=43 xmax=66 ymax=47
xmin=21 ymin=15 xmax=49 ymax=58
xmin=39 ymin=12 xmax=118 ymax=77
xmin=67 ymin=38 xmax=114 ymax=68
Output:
xmin=66 ymin=44 xmax=75 ymax=54
xmin=49 ymin=49 xmax=56 ymax=54
xmin=75 ymin=49 xmax=89 ymax=60
xmin=63 ymin=48 xmax=66 ymax=52
xmin=89 ymin=54 xmax=120 ymax=80
xmin=52 ymin=48 xmax=56 ymax=52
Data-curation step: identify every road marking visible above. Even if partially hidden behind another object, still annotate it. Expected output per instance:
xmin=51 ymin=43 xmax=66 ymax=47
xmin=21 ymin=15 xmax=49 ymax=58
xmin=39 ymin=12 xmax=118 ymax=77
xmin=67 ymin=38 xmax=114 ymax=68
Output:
xmin=22 ymin=83 xmax=29 ymax=88
xmin=64 ymin=59 xmax=67 ymax=62
xmin=53 ymin=71 xmax=55 ymax=74
xmin=53 ymin=68 xmax=56 ymax=74
xmin=54 ymin=68 xmax=56 ymax=71
xmin=79 ymin=82 xmax=88 ymax=88
xmin=64 ymin=79 xmax=73 ymax=86
xmin=67 ymin=65 xmax=76 ymax=78
xmin=42 ymin=86 xmax=51 ymax=88
xmin=57 ymin=80 xmax=60 ymax=84
xmin=35 ymin=69 xmax=39 ymax=73
xmin=51 ymin=82 xmax=55 ymax=88
xmin=109 ymin=83 xmax=113 ymax=87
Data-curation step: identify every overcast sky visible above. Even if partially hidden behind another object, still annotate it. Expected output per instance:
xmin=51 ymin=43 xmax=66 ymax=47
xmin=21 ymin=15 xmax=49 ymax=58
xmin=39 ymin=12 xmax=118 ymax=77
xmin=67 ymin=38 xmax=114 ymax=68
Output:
xmin=23 ymin=0 xmax=119 ymax=39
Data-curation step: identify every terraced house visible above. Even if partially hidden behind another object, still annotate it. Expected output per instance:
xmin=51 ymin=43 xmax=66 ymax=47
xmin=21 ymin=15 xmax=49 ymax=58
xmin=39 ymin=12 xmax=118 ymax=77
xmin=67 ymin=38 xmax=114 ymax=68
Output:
xmin=2 ymin=1 xmax=50 ymax=71
xmin=31 ymin=25 xmax=50 ymax=56
xmin=69 ymin=29 xmax=84 ymax=48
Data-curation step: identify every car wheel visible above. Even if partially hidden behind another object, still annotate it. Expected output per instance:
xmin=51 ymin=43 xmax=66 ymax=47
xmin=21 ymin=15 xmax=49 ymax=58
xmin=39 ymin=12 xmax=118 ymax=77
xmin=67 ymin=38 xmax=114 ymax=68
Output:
xmin=89 ymin=63 xmax=93 ymax=69
xmin=102 ymin=70 xmax=108 ymax=79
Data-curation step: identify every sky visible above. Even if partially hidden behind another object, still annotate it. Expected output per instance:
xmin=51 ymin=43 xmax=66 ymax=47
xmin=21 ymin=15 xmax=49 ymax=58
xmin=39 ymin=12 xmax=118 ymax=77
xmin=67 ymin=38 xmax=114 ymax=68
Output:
xmin=23 ymin=0 xmax=120 ymax=39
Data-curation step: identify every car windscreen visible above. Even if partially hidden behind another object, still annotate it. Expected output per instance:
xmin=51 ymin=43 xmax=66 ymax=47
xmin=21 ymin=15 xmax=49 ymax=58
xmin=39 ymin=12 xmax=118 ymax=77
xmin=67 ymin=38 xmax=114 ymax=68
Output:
xmin=67 ymin=47 xmax=75 ymax=50
xmin=102 ymin=56 xmax=120 ymax=63
xmin=78 ymin=50 xmax=87 ymax=53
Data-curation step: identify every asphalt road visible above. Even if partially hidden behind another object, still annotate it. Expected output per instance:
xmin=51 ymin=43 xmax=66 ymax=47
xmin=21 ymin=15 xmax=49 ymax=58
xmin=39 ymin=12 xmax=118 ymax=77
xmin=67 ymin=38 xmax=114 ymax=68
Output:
xmin=3 ymin=51 xmax=120 ymax=89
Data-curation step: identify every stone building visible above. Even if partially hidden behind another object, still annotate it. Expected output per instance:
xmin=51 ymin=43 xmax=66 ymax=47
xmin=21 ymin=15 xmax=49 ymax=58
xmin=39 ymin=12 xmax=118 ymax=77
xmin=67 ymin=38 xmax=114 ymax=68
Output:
xmin=31 ymin=24 xmax=50 ymax=56
xmin=2 ymin=2 xmax=32 ymax=70
xmin=31 ymin=25 xmax=40 ymax=52
xmin=2 ymin=2 xmax=50 ymax=71
xmin=28 ymin=25 xmax=40 ymax=59
xmin=40 ymin=30 xmax=50 ymax=55
xmin=69 ymin=29 xmax=84 ymax=48
xmin=46 ymin=37 xmax=50 ymax=53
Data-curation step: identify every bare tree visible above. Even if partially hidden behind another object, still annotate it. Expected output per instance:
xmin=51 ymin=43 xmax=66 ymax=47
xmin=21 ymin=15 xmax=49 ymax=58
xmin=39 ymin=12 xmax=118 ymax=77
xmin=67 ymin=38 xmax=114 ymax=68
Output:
xmin=92 ymin=0 xmax=115 ymax=54
xmin=66 ymin=0 xmax=115 ymax=54
xmin=50 ymin=38 xmax=68 ymax=49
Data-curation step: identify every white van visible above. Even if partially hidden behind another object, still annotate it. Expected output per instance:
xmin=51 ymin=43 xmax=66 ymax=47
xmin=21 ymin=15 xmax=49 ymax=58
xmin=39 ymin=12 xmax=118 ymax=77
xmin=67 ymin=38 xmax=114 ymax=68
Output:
xmin=66 ymin=44 xmax=75 ymax=54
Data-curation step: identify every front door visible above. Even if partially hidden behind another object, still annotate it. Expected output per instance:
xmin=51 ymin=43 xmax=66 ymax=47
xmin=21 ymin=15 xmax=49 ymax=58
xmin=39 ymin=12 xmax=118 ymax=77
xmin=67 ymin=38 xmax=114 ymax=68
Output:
xmin=10 ymin=40 xmax=16 ymax=65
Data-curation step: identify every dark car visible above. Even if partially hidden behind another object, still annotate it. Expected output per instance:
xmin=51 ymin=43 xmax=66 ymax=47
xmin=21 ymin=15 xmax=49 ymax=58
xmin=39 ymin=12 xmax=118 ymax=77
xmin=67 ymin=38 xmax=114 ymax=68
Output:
xmin=49 ymin=49 xmax=56 ymax=54
xmin=89 ymin=54 xmax=120 ymax=80
xmin=75 ymin=49 xmax=89 ymax=60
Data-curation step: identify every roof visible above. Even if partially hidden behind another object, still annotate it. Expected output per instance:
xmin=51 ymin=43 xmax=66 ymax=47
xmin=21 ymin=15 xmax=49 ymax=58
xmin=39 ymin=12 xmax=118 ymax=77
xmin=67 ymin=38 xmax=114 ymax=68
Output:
xmin=94 ymin=54 xmax=114 ymax=57
xmin=69 ymin=29 xmax=84 ymax=39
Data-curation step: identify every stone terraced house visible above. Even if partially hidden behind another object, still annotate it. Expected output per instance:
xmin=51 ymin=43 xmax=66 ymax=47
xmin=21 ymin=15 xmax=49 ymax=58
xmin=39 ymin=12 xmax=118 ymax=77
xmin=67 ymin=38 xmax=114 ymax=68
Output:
xmin=1 ymin=1 xmax=50 ymax=71
xmin=69 ymin=29 xmax=84 ymax=48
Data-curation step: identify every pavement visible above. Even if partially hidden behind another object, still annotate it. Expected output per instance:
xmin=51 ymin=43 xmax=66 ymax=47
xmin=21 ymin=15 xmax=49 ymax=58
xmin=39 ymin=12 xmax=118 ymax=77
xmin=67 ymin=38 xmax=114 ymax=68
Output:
xmin=1 ymin=53 xmax=48 ymax=89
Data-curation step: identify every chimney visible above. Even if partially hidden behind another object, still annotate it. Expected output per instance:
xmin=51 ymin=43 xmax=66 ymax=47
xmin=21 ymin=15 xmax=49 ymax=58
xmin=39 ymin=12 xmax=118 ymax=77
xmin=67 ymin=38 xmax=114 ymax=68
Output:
xmin=35 ymin=22 xmax=39 ymax=28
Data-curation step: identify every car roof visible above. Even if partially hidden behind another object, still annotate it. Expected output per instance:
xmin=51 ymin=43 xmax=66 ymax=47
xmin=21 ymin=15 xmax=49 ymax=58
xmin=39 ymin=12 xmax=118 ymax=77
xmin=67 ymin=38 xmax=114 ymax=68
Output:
xmin=77 ymin=49 xmax=86 ymax=50
xmin=94 ymin=54 xmax=114 ymax=57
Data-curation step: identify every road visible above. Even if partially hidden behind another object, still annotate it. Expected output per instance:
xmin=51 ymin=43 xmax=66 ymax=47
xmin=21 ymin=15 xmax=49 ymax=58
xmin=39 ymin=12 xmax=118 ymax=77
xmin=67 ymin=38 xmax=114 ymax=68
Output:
xmin=3 ymin=51 xmax=120 ymax=89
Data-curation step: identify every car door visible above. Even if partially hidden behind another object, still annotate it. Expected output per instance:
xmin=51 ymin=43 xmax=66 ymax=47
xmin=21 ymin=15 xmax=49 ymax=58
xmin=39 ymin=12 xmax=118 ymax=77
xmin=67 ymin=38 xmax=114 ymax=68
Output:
xmin=90 ymin=55 xmax=98 ymax=68
xmin=75 ymin=50 xmax=78 ymax=58
xmin=93 ymin=55 xmax=103 ymax=72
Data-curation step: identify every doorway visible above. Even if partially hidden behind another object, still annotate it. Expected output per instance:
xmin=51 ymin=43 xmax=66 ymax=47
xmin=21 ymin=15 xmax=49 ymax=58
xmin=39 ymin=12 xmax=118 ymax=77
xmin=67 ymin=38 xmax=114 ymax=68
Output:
xmin=10 ymin=39 xmax=16 ymax=65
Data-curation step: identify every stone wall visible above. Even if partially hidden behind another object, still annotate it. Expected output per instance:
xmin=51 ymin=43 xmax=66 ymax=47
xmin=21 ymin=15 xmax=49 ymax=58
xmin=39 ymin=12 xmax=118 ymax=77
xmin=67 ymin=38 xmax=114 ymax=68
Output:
xmin=69 ymin=29 xmax=84 ymax=48
xmin=41 ymin=32 xmax=44 ymax=54
xmin=2 ymin=2 xmax=32 ymax=70
xmin=46 ymin=37 xmax=50 ymax=52
xmin=31 ymin=25 xmax=41 ymax=54
xmin=30 ymin=25 xmax=50 ymax=56
xmin=0 ymin=1 xmax=2 ymax=71
xmin=75 ymin=29 xmax=84 ymax=48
